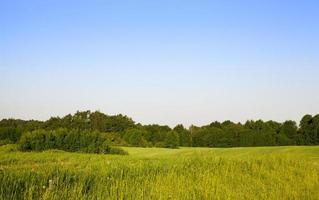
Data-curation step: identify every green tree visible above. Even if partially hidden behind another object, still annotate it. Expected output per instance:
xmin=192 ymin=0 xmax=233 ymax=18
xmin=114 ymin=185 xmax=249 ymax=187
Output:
xmin=278 ymin=120 xmax=297 ymax=145
xmin=299 ymin=115 xmax=314 ymax=144
xmin=173 ymin=124 xmax=191 ymax=146
xmin=123 ymin=128 xmax=148 ymax=147
xmin=164 ymin=131 xmax=179 ymax=148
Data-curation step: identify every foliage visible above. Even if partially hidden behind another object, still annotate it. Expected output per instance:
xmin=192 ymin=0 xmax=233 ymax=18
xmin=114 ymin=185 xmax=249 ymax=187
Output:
xmin=1 ymin=111 xmax=319 ymax=149
xmin=18 ymin=129 xmax=127 ymax=155
xmin=299 ymin=114 xmax=319 ymax=145
xmin=0 ymin=139 xmax=14 ymax=146
xmin=164 ymin=131 xmax=179 ymax=148
xmin=123 ymin=128 xmax=149 ymax=147
xmin=173 ymin=124 xmax=191 ymax=146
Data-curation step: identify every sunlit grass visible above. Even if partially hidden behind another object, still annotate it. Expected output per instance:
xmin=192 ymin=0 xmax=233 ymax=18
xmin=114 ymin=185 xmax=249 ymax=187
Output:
xmin=0 ymin=145 xmax=318 ymax=199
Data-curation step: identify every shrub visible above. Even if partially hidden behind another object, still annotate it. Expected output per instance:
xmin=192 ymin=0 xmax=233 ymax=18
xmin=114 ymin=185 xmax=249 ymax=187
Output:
xmin=18 ymin=129 xmax=128 ymax=155
xmin=0 ymin=127 xmax=22 ymax=143
xmin=109 ymin=146 xmax=129 ymax=155
xmin=154 ymin=142 xmax=165 ymax=148
xmin=0 ymin=139 xmax=13 ymax=146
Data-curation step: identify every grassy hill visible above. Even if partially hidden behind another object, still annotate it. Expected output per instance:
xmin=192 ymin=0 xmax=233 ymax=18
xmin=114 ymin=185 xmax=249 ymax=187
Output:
xmin=0 ymin=145 xmax=318 ymax=200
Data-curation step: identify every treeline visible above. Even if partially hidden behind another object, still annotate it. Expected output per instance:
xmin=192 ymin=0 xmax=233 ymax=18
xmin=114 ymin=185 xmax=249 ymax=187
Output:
xmin=0 ymin=111 xmax=318 ymax=149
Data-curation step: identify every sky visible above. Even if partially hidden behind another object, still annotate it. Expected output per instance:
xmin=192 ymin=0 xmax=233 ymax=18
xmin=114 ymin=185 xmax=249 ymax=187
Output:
xmin=0 ymin=0 xmax=319 ymax=127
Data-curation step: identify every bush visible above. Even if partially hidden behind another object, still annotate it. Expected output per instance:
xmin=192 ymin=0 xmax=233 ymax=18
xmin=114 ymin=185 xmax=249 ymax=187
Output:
xmin=109 ymin=146 xmax=129 ymax=155
xmin=0 ymin=144 xmax=18 ymax=152
xmin=0 ymin=139 xmax=13 ymax=146
xmin=18 ymin=129 xmax=128 ymax=155
xmin=0 ymin=127 xmax=22 ymax=143
xmin=154 ymin=142 xmax=165 ymax=148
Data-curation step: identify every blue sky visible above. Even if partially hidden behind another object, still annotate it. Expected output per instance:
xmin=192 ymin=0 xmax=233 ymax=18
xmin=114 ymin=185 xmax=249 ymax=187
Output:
xmin=1 ymin=0 xmax=319 ymax=126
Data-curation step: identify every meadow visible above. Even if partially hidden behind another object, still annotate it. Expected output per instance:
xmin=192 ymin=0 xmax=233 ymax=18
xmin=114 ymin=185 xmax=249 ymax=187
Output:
xmin=0 ymin=145 xmax=318 ymax=200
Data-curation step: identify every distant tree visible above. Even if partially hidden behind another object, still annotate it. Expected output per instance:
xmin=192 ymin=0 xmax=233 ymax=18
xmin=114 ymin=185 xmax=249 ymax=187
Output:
xmin=143 ymin=125 xmax=171 ymax=145
xmin=278 ymin=121 xmax=297 ymax=145
xmin=164 ymin=131 xmax=179 ymax=148
xmin=90 ymin=111 xmax=107 ymax=131
xmin=2 ymin=110 xmax=319 ymax=148
xmin=0 ymin=127 xmax=21 ymax=143
xmin=192 ymin=126 xmax=226 ymax=147
xmin=173 ymin=124 xmax=191 ymax=146
xmin=223 ymin=123 xmax=244 ymax=147
xmin=313 ymin=115 xmax=319 ymax=145
xmin=209 ymin=121 xmax=222 ymax=129
xmin=123 ymin=128 xmax=148 ymax=147
xmin=299 ymin=115 xmax=314 ymax=144
xmin=104 ymin=114 xmax=135 ymax=133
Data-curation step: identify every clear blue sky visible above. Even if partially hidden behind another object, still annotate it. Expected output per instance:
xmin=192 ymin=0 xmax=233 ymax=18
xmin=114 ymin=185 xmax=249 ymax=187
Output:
xmin=1 ymin=0 xmax=319 ymax=127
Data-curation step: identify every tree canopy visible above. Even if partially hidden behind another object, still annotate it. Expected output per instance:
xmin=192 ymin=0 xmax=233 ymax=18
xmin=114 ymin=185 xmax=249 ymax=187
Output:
xmin=0 ymin=111 xmax=318 ymax=149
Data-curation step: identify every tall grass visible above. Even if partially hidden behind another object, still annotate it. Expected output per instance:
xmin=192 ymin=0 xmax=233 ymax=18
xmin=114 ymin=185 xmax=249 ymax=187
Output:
xmin=0 ymin=145 xmax=318 ymax=200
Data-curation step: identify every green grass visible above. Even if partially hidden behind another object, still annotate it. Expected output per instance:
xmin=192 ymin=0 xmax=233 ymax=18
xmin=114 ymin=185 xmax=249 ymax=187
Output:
xmin=0 ymin=145 xmax=318 ymax=200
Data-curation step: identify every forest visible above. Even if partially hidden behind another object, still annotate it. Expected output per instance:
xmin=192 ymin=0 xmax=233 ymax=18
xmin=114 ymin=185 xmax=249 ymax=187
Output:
xmin=0 ymin=111 xmax=318 ymax=153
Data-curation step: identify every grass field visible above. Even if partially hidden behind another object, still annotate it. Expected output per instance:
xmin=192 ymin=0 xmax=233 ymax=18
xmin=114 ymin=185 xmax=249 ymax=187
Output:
xmin=0 ymin=145 xmax=318 ymax=200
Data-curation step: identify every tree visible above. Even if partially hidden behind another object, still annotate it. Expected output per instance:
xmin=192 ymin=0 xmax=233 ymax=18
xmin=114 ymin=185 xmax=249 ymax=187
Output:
xmin=278 ymin=121 xmax=297 ymax=145
xmin=299 ymin=115 xmax=314 ymax=144
xmin=2 ymin=110 xmax=319 ymax=148
xmin=164 ymin=131 xmax=179 ymax=148
xmin=143 ymin=125 xmax=171 ymax=145
xmin=312 ymin=115 xmax=319 ymax=145
xmin=173 ymin=124 xmax=191 ymax=146
xmin=123 ymin=128 xmax=148 ymax=147
xmin=90 ymin=111 xmax=107 ymax=131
